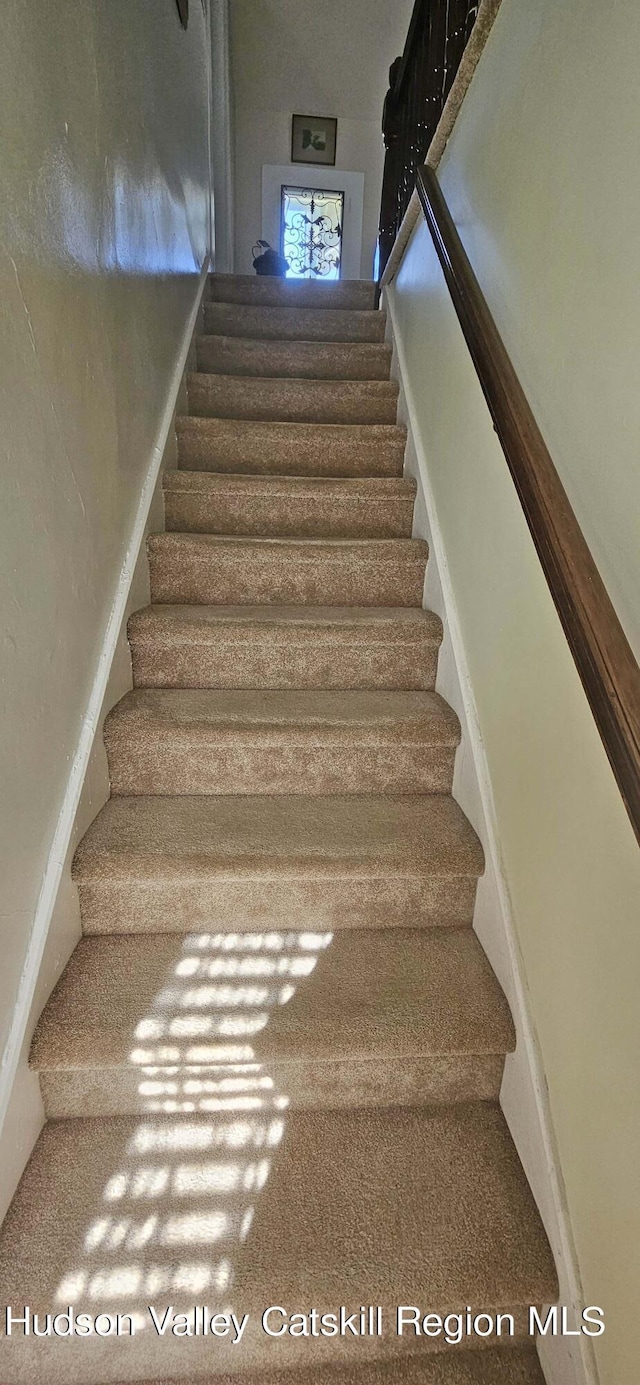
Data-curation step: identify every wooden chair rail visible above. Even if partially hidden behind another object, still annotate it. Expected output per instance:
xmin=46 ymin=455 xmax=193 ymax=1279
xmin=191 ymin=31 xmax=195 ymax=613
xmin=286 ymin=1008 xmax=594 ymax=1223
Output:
xmin=416 ymin=163 xmax=640 ymax=843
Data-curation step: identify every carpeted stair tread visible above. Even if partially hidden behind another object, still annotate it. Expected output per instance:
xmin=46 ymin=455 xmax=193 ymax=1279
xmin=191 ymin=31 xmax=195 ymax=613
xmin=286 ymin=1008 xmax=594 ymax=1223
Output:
xmin=187 ymin=374 xmax=399 ymax=425
xmin=110 ymin=1349 xmax=547 ymax=1385
xmin=72 ymin=793 xmax=484 ymax=935
xmin=203 ymin=300 xmax=387 ymax=343
xmin=147 ymin=534 xmax=429 ymax=607
xmin=31 ymin=925 xmax=514 ymax=1072
xmin=208 ymin=272 xmax=377 ymax=310
xmin=176 ymin=417 xmax=406 ymax=477
xmin=163 ymin=471 xmax=416 ymax=538
xmin=196 ymin=335 xmax=393 ymax=380
xmin=104 ymin=687 xmax=458 ymax=734
xmin=128 ymin=604 xmax=443 ymax=690
xmin=32 ymin=926 xmax=513 ymax=1115
xmin=103 ymin=689 xmax=460 ymax=796
xmin=164 ymin=472 xmax=415 ymax=500
xmin=74 ymin=793 xmax=483 ymax=881
xmin=0 ymin=1104 xmax=557 ymax=1383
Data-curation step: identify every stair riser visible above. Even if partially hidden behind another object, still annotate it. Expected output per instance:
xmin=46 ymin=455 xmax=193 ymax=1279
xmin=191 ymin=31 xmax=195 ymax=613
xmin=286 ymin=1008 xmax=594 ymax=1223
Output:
xmin=78 ymin=876 xmax=479 ymax=936
xmin=176 ymin=420 xmax=406 ymax=477
xmin=204 ymin=301 xmax=386 ymax=341
xmin=164 ymin=490 xmax=414 ymax=538
xmin=0 ymin=1310 xmax=543 ymax=1382
xmin=148 ymin=550 xmax=428 ymax=607
xmin=130 ymin=641 xmax=439 ymax=691
xmin=105 ymin=741 xmax=456 ymax=797
xmin=208 ymin=275 xmax=376 ymax=309
xmin=187 ymin=375 xmax=398 ymax=425
xmin=39 ymin=1054 xmax=505 ymax=1119
xmin=197 ymin=337 xmax=392 ymax=380
xmin=48 ymin=1352 xmax=546 ymax=1384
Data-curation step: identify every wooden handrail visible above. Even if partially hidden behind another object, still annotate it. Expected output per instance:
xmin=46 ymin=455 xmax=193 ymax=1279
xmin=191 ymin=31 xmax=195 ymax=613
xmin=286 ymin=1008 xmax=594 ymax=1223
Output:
xmin=416 ymin=163 xmax=640 ymax=843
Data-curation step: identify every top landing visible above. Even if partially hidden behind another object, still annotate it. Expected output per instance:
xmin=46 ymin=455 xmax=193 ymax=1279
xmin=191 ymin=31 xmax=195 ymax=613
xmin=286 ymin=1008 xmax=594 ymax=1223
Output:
xmin=208 ymin=273 xmax=377 ymax=312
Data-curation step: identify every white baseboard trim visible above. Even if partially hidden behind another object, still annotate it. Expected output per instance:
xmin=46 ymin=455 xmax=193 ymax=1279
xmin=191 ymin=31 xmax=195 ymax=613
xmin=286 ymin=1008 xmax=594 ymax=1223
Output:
xmin=0 ymin=258 xmax=210 ymax=1145
xmin=384 ymin=286 xmax=599 ymax=1385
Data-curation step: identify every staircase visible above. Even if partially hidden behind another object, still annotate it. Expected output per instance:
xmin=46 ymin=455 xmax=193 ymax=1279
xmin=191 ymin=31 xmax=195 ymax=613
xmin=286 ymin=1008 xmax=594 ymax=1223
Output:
xmin=0 ymin=275 xmax=557 ymax=1384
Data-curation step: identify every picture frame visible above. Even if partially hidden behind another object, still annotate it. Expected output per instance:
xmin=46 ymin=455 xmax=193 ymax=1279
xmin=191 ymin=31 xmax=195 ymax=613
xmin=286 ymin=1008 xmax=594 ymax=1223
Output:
xmin=291 ymin=114 xmax=338 ymax=167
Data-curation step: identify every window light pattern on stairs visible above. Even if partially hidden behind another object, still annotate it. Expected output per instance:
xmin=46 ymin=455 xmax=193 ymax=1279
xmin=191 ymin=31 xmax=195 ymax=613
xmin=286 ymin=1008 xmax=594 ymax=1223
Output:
xmin=53 ymin=928 xmax=330 ymax=1331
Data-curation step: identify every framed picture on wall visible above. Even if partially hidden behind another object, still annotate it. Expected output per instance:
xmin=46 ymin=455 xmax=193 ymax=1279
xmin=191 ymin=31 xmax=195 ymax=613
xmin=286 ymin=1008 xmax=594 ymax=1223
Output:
xmin=291 ymin=114 xmax=337 ymax=166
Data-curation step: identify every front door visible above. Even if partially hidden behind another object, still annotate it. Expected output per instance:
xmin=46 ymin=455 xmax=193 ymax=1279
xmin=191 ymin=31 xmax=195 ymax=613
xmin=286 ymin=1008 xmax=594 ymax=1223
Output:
xmin=280 ymin=185 xmax=345 ymax=280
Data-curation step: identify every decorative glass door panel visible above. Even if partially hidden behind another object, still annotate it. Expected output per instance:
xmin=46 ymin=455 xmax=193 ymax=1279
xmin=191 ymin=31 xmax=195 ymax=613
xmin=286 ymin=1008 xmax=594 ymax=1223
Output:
xmin=280 ymin=186 xmax=344 ymax=280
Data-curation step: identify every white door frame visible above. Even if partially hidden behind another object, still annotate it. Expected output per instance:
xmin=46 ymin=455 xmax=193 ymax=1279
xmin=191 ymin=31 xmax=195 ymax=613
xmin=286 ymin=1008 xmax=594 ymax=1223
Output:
xmin=261 ymin=164 xmax=365 ymax=279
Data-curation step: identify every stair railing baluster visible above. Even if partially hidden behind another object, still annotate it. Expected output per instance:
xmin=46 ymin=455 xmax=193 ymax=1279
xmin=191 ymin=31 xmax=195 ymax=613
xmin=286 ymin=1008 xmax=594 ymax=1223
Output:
xmin=377 ymin=0 xmax=479 ymax=280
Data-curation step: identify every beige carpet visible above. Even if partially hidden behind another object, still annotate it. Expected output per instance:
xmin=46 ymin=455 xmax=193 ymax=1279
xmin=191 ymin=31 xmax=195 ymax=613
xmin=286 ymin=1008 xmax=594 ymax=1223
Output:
xmin=114 ymin=1349 xmax=546 ymax=1384
xmin=0 ymin=274 xmax=557 ymax=1384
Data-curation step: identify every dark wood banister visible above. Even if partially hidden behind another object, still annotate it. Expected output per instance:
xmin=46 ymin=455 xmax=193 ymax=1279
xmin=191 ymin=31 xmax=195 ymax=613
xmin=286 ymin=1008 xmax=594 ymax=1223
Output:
xmin=393 ymin=0 xmax=427 ymax=99
xmin=416 ymin=163 xmax=640 ymax=843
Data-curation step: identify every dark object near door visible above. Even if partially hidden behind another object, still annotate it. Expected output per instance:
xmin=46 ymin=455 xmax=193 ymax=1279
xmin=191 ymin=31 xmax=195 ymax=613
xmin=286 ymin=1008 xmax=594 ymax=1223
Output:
xmin=252 ymin=240 xmax=290 ymax=277
xmin=176 ymin=0 xmax=189 ymax=28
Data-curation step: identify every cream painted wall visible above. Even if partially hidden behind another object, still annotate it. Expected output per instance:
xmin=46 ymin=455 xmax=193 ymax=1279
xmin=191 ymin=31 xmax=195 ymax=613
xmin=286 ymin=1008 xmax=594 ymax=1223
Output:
xmin=0 ymin=0 xmax=211 ymax=1209
xmin=229 ymin=0 xmax=414 ymax=276
xmin=434 ymin=0 xmax=640 ymax=661
xmin=388 ymin=2 xmax=640 ymax=1378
